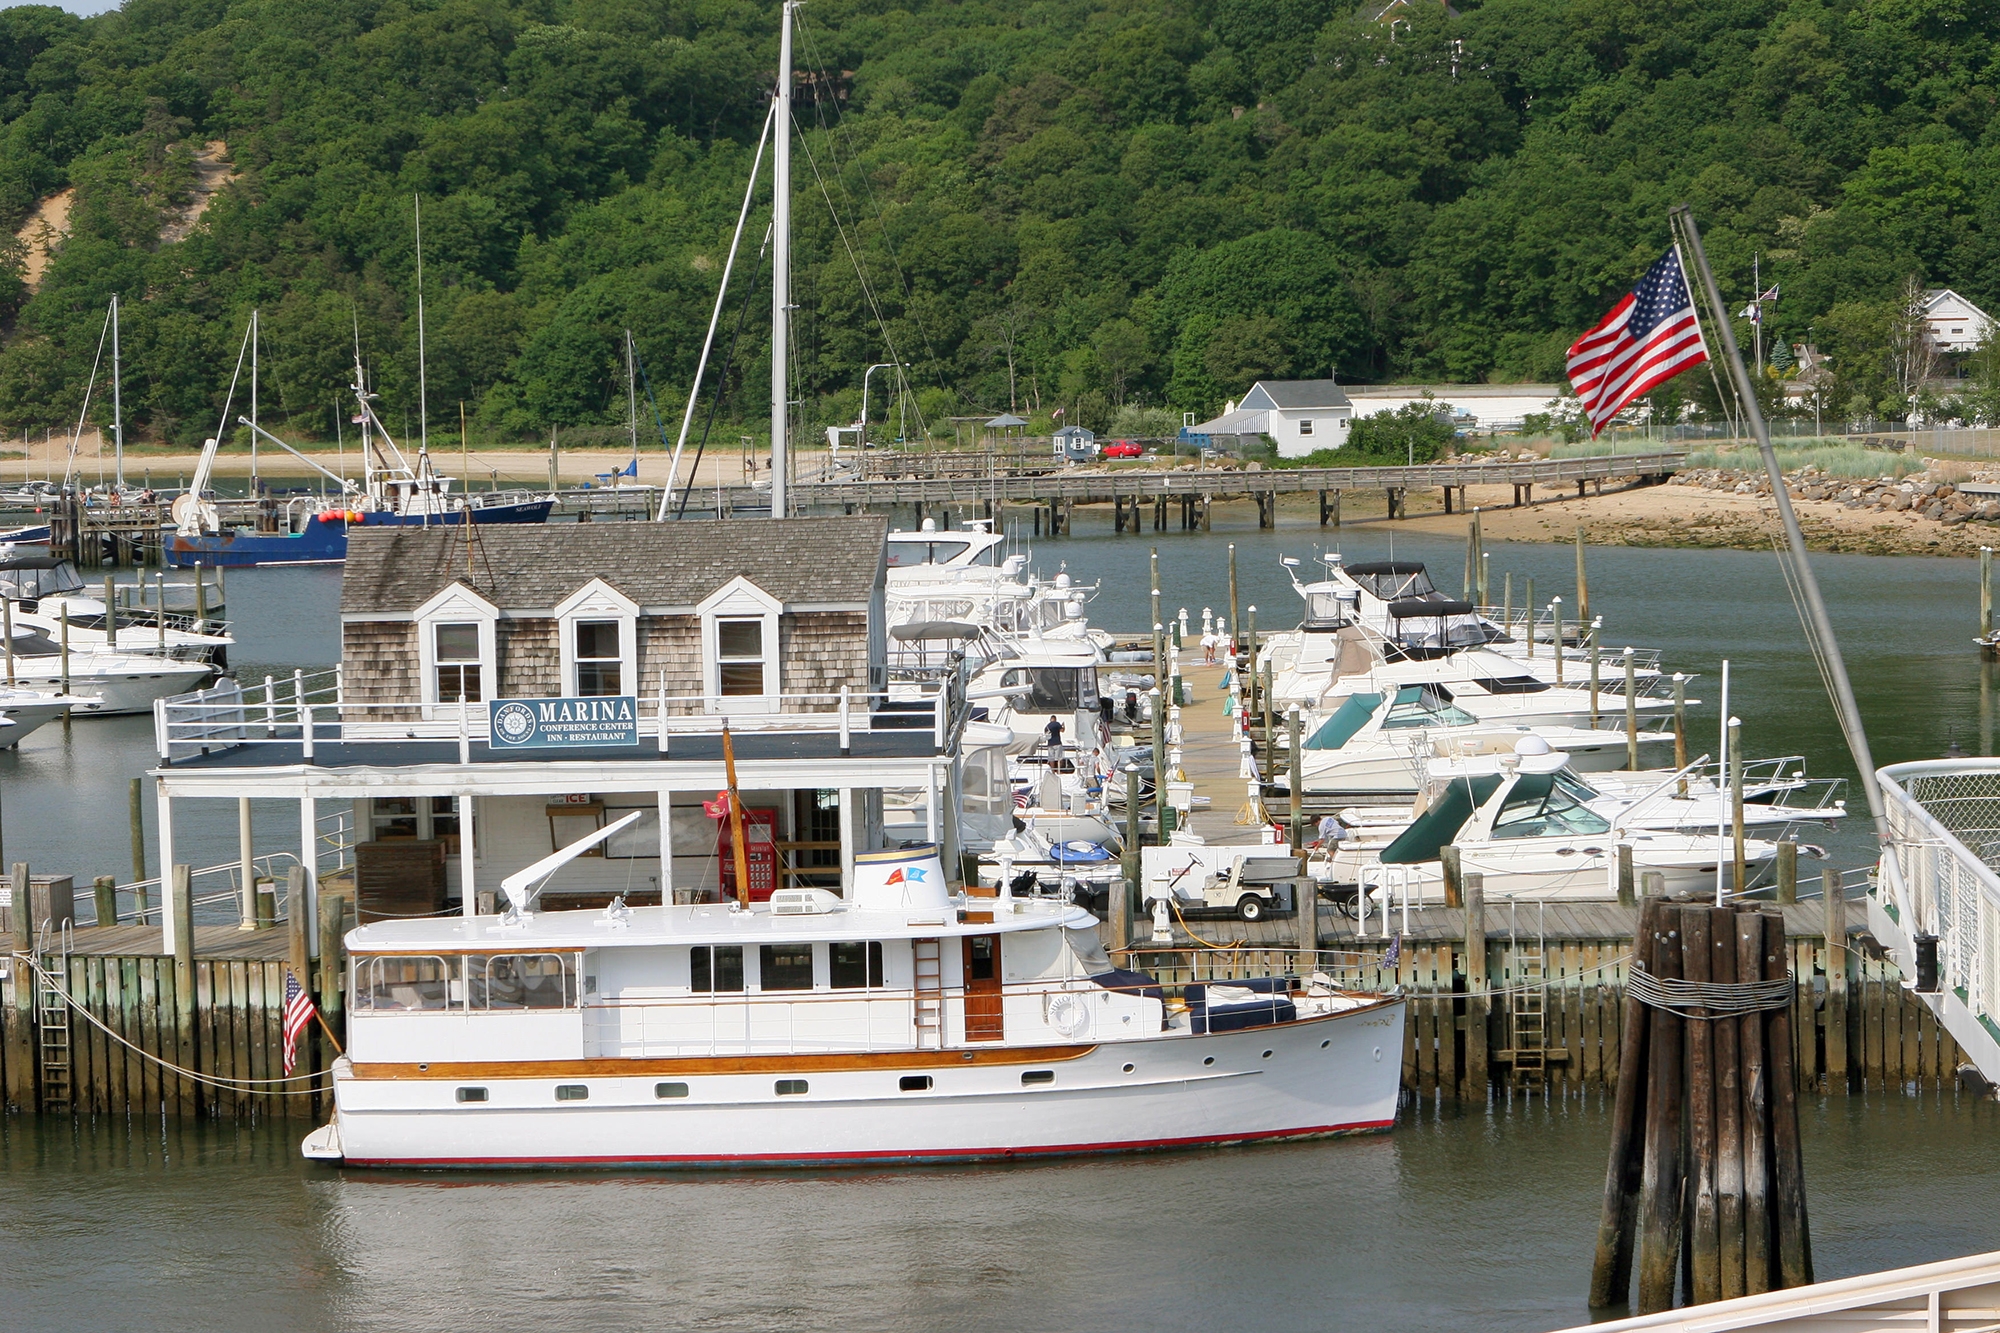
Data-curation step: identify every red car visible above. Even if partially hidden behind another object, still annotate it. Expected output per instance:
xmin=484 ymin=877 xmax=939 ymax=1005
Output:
xmin=1103 ymin=440 xmax=1143 ymax=459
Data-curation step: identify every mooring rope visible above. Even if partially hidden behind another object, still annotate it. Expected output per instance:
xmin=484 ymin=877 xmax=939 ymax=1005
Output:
xmin=1625 ymin=968 xmax=1797 ymax=1018
xmin=16 ymin=953 xmax=333 ymax=1095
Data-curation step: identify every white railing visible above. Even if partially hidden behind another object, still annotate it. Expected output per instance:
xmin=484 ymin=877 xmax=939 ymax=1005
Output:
xmin=156 ymin=669 xmax=962 ymax=762
xmin=89 ymin=851 xmax=305 ymax=926
xmin=1877 ymin=759 xmax=2000 ymax=1082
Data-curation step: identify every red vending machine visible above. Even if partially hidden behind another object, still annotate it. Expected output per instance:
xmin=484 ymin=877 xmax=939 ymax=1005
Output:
xmin=714 ymin=805 xmax=780 ymax=901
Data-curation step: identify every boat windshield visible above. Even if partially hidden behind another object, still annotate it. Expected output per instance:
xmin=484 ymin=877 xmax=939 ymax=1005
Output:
xmin=1381 ymin=685 xmax=1479 ymax=729
xmin=1066 ymin=926 xmax=1113 ymax=975
xmin=1304 ymin=692 xmax=1384 ymax=750
xmin=0 ymin=558 xmax=85 ymax=601
xmin=1553 ymin=769 xmax=1603 ymax=803
xmin=1000 ymin=666 xmax=1100 ymax=713
xmin=1489 ymin=772 xmax=1614 ymax=840
xmin=1346 ymin=563 xmax=1435 ymax=600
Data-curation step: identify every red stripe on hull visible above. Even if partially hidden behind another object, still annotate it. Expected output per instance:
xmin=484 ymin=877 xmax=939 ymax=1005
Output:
xmin=338 ymin=1118 xmax=1398 ymax=1170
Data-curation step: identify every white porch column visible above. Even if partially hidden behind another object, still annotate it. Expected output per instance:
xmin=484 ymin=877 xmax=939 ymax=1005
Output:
xmin=300 ymin=793 xmax=319 ymax=953
xmin=156 ymin=783 xmax=176 ymax=950
xmin=460 ymin=794 xmax=477 ymax=917
xmin=657 ymin=789 xmax=675 ymax=904
xmin=838 ymin=788 xmax=856 ymax=891
xmin=237 ymin=797 xmax=255 ymax=930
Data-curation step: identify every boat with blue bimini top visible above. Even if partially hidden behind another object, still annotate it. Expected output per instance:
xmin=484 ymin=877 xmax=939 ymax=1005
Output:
xmin=304 ymin=842 xmax=1405 ymax=1170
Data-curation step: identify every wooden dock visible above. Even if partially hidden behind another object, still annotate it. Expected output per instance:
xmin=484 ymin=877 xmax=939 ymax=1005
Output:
xmin=42 ymin=450 xmax=1686 ymax=563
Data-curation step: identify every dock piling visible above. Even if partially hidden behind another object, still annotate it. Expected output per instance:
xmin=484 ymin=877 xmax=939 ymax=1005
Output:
xmin=1634 ymin=906 xmax=1685 ymax=1315
xmin=93 ymin=875 xmax=116 ymax=927
xmin=1464 ymin=875 xmax=1488 ymax=1099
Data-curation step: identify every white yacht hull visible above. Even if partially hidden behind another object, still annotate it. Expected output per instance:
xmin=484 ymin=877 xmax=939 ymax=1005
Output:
xmin=1352 ymin=846 xmax=1773 ymax=902
xmin=0 ymin=660 xmax=215 ymax=714
xmin=321 ymin=999 xmax=1405 ymax=1169
xmin=0 ymin=697 xmax=75 ymax=746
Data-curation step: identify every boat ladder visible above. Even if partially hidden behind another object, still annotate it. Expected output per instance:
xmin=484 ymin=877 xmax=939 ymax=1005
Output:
xmin=1503 ymin=898 xmax=1550 ymax=1087
xmin=913 ymin=938 xmax=944 ymax=1050
xmin=33 ymin=919 xmax=74 ymax=1113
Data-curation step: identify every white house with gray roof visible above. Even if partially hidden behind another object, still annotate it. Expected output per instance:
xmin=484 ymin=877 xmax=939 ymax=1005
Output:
xmin=1189 ymin=380 xmax=1353 ymax=458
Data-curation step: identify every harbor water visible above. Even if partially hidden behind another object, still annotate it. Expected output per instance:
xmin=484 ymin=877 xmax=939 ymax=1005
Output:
xmin=4 ymin=507 xmax=1999 ymax=1330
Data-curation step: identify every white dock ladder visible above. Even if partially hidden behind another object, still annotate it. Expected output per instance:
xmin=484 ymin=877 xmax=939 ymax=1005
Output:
xmin=34 ymin=918 xmax=74 ymax=1113
xmin=913 ymin=938 xmax=944 ymax=1049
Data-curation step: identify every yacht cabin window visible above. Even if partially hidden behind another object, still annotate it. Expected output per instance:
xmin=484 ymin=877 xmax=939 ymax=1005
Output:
xmin=355 ymin=954 xmax=581 ymax=1012
xmin=690 ymin=945 xmax=744 ymax=992
xmin=999 ymin=666 xmax=1100 ymax=713
xmin=357 ymin=957 xmax=454 ymax=1011
xmin=433 ymin=623 xmax=483 ymax=702
xmin=830 ymin=941 xmax=886 ymax=989
xmin=472 ymin=954 xmax=572 ymax=1009
xmin=759 ymin=943 xmax=815 ymax=991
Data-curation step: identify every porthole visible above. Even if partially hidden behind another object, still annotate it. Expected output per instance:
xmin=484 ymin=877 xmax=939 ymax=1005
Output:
xmin=1262 ymin=1050 xmax=1274 ymax=1059
xmin=655 ymin=1082 xmax=690 ymax=1099
xmin=1021 ymin=1070 xmax=1055 ymax=1086
xmin=1320 ymin=1039 xmax=1331 ymax=1050
xmin=775 ymin=1079 xmax=809 ymax=1096
xmin=555 ymin=1084 xmax=588 ymax=1101
xmin=1202 ymin=1056 xmax=1215 ymax=1067
xmin=899 ymin=1075 xmax=933 ymax=1092
xmin=1122 ymin=1062 xmax=1136 ymax=1073
xmin=454 ymin=1086 xmax=487 ymax=1103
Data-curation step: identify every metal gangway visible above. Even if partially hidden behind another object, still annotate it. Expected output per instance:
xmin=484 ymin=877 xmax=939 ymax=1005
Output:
xmin=1872 ymin=759 xmax=2000 ymax=1087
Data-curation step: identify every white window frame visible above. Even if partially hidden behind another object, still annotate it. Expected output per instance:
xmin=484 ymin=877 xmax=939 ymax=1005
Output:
xmin=697 ymin=576 xmax=782 ymax=714
xmin=1299 ymin=418 xmax=1315 ymax=437
xmin=412 ymin=583 xmax=499 ymax=721
xmin=554 ymin=579 xmax=640 ymax=700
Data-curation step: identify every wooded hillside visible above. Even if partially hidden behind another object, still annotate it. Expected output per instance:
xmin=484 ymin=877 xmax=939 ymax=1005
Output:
xmin=2 ymin=0 xmax=1996 ymax=444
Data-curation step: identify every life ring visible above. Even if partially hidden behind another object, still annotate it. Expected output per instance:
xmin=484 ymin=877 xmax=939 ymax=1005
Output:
xmin=1046 ymin=992 xmax=1089 ymax=1039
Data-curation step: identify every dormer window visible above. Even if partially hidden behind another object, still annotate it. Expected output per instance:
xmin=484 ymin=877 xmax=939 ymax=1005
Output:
xmin=411 ymin=583 xmax=499 ymax=718
xmin=434 ymin=624 xmax=484 ymax=701
xmin=574 ymin=621 xmax=623 ymax=695
xmin=718 ymin=619 xmax=766 ymax=695
xmin=698 ymin=576 xmax=783 ymax=710
xmin=555 ymin=579 xmax=639 ymax=701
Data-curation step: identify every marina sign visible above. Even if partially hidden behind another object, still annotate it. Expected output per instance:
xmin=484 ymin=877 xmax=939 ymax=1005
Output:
xmin=488 ymin=696 xmax=640 ymax=750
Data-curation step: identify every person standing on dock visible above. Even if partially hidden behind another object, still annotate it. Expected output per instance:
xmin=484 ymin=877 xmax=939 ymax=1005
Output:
xmin=1201 ymin=626 xmax=1218 ymax=665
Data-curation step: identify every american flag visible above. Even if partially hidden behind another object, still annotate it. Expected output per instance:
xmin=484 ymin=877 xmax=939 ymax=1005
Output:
xmin=1565 ymin=246 xmax=1710 ymax=437
xmin=282 ymin=969 xmax=317 ymax=1076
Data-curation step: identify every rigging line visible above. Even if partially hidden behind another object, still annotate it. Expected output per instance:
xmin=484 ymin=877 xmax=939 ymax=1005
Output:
xmin=790 ymin=114 xmax=925 ymax=437
xmin=794 ymin=16 xmax=950 ymax=410
xmin=677 ymin=227 xmax=771 ymax=521
xmin=660 ymin=99 xmax=775 ymax=520
xmin=61 ymin=303 xmax=115 ymax=487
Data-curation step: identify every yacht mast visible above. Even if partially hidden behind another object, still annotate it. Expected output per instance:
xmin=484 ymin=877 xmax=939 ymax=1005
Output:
xmin=110 ymin=294 xmax=123 ymax=491
xmin=770 ymin=0 xmax=797 ymax=520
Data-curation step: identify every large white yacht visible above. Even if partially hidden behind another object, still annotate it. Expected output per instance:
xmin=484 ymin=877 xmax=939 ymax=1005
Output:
xmin=308 ymin=844 xmax=1405 ymax=1169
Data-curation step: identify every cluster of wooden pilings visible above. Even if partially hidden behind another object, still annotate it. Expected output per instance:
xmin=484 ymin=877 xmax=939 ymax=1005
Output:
xmin=1590 ymin=897 xmax=1813 ymax=1315
xmin=1 ymin=865 xmax=348 ymax=1120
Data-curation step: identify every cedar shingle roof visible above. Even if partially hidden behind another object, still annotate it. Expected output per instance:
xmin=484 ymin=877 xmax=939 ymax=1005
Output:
xmin=340 ymin=517 xmax=887 ymax=616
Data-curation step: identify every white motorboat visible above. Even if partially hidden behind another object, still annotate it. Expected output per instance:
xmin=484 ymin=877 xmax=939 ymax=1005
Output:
xmin=308 ymin=842 xmax=1405 ymax=1169
xmin=2 ymin=626 xmax=218 ymax=714
xmin=1313 ymin=749 xmax=1785 ymax=902
xmin=0 ymin=685 xmax=98 ymax=746
xmin=0 ymin=555 xmax=232 ymax=663
xmin=1269 ymin=684 xmax=1671 ymax=797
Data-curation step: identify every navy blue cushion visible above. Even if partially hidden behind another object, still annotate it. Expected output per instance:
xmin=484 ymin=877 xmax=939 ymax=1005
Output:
xmin=1203 ymin=997 xmax=1297 ymax=1033
xmin=1091 ymin=968 xmax=1165 ymax=1007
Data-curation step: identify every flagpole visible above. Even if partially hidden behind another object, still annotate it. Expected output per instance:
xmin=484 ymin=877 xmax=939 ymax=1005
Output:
xmin=1670 ymin=204 xmax=1913 ymax=929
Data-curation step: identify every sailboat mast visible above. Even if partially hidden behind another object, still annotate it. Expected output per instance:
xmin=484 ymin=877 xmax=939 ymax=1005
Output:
xmin=250 ymin=307 xmax=259 ymax=492
xmin=770 ymin=0 xmax=796 ymax=520
xmin=415 ymin=193 xmax=429 ymax=457
xmin=110 ymin=294 xmax=123 ymax=491
xmin=625 ymin=329 xmax=639 ymax=466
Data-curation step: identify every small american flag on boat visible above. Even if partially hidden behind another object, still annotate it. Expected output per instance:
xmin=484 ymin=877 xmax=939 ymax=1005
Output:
xmin=1384 ymin=934 xmax=1402 ymax=970
xmin=281 ymin=968 xmax=317 ymax=1076
xmin=1565 ymin=246 xmax=1710 ymax=437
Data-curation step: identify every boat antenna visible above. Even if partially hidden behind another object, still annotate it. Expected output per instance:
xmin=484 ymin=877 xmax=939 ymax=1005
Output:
xmin=1670 ymin=204 xmax=1913 ymax=926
